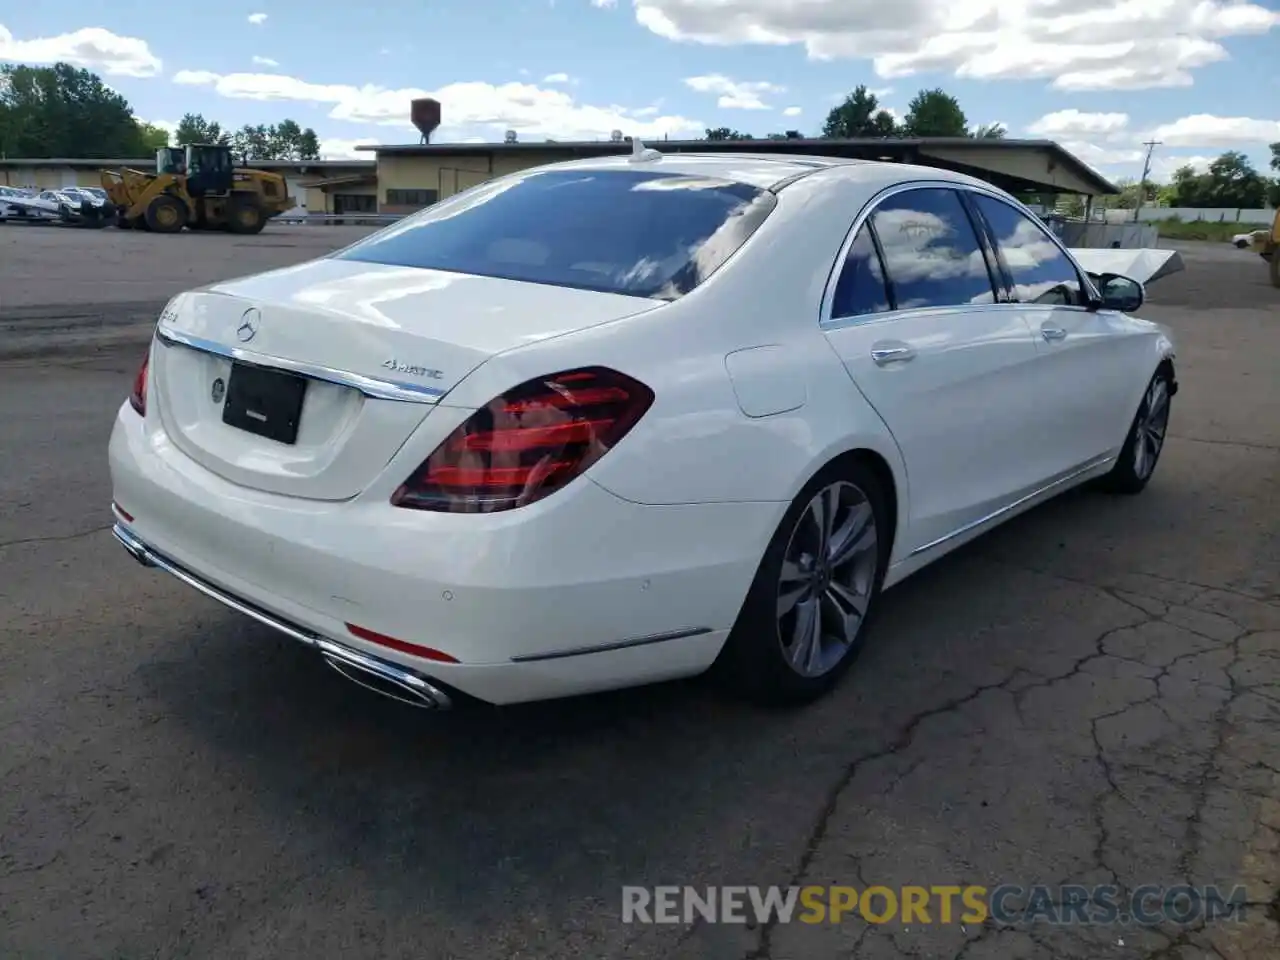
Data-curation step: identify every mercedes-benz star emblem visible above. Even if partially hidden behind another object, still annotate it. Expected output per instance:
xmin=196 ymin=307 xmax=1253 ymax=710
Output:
xmin=236 ymin=308 xmax=261 ymax=343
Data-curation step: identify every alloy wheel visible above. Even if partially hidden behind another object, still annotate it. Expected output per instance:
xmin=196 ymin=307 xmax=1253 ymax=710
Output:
xmin=1133 ymin=376 xmax=1170 ymax=480
xmin=776 ymin=480 xmax=879 ymax=678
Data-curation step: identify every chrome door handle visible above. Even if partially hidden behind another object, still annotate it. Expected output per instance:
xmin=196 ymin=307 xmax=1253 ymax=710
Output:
xmin=870 ymin=344 xmax=916 ymax=365
xmin=1041 ymin=325 xmax=1067 ymax=341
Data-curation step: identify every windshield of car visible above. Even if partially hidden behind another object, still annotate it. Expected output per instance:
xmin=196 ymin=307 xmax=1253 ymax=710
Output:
xmin=335 ymin=168 xmax=776 ymax=300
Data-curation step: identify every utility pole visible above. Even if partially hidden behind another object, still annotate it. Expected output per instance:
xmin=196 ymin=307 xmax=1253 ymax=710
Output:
xmin=1133 ymin=139 xmax=1161 ymax=223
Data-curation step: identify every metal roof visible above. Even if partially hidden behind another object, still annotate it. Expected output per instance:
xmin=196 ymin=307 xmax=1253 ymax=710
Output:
xmin=364 ymin=136 xmax=1116 ymax=195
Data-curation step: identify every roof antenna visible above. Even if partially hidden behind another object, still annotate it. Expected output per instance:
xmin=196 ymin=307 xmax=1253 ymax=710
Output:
xmin=629 ymin=136 xmax=662 ymax=163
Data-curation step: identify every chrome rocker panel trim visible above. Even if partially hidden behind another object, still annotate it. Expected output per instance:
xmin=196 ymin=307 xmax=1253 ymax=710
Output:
xmin=111 ymin=522 xmax=453 ymax=709
xmin=907 ymin=453 xmax=1116 ymax=558
xmin=155 ymin=325 xmax=447 ymax=405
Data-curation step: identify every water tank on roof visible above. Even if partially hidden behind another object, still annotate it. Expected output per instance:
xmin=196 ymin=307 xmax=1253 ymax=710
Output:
xmin=411 ymin=98 xmax=441 ymax=143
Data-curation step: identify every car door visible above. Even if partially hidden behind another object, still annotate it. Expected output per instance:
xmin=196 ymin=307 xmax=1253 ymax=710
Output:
xmin=965 ymin=191 xmax=1146 ymax=477
xmin=820 ymin=185 xmax=1046 ymax=556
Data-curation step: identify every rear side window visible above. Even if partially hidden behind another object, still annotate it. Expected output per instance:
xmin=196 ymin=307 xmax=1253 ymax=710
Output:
xmin=869 ymin=188 xmax=997 ymax=309
xmin=336 ymin=169 xmax=776 ymax=300
xmin=831 ymin=225 xmax=892 ymax=319
xmin=969 ymin=193 xmax=1086 ymax=306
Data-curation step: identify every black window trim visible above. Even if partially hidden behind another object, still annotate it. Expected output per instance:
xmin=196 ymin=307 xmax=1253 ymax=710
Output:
xmin=820 ymin=179 xmax=1103 ymax=328
xmin=831 ymin=218 xmax=897 ymax=321
xmin=956 ymin=189 xmax=1014 ymax=304
xmin=964 ymin=191 xmax=1092 ymax=309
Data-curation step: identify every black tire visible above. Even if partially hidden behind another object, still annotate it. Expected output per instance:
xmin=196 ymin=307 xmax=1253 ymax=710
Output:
xmin=1097 ymin=365 xmax=1174 ymax=495
xmin=225 ymin=195 xmax=266 ymax=235
xmin=712 ymin=457 xmax=891 ymax=706
xmin=145 ymin=195 xmax=186 ymax=233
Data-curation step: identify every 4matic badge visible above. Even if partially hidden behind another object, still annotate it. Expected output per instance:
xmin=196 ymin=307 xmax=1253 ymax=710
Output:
xmin=382 ymin=359 xmax=444 ymax=380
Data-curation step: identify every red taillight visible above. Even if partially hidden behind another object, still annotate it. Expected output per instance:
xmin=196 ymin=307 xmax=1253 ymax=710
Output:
xmin=129 ymin=352 xmax=149 ymax=416
xmin=391 ymin=366 xmax=654 ymax=513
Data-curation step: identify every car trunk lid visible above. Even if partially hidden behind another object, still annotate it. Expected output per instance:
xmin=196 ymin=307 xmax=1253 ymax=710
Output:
xmin=150 ymin=257 xmax=661 ymax=501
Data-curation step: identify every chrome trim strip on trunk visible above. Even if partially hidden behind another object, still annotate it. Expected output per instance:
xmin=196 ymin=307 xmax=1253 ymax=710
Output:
xmin=509 ymin=627 xmax=713 ymax=663
xmin=907 ymin=454 xmax=1115 ymax=558
xmin=111 ymin=522 xmax=452 ymax=709
xmin=155 ymin=325 xmax=447 ymax=404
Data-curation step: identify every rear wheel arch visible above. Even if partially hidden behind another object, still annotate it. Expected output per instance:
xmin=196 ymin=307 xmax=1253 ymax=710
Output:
xmin=817 ymin=448 xmax=900 ymax=565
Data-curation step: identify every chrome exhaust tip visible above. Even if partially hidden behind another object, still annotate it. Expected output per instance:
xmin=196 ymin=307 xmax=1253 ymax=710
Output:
xmin=316 ymin=638 xmax=452 ymax=710
xmin=112 ymin=524 xmax=156 ymax=567
xmin=110 ymin=519 xmax=452 ymax=711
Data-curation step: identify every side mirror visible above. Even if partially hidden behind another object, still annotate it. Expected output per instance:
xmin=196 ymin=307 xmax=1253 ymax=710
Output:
xmin=1095 ymin=272 xmax=1144 ymax=313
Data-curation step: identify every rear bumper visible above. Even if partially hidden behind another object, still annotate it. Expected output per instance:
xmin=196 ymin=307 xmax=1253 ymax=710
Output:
xmin=109 ymin=402 xmax=771 ymax=705
xmin=114 ymin=522 xmax=456 ymax=708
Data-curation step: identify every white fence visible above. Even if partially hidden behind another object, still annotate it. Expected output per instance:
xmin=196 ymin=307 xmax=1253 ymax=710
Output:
xmin=1104 ymin=207 xmax=1276 ymax=225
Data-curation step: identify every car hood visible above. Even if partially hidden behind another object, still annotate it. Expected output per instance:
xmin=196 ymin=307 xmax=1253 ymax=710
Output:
xmin=1068 ymin=247 xmax=1185 ymax=286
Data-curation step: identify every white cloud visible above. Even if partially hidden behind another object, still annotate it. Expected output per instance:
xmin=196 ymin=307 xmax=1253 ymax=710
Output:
xmin=247 ymin=12 xmax=267 ymax=25
xmin=1148 ymin=114 xmax=1280 ymax=147
xmin=782 ymin=105 xmax=801 ymax=117
xmin=172 ymin=69 xmax=703 ymax=140
xmin=1151 ymin=154 xmax=1214 ymax=178
xmin=633 ymin=0 xmax=1280 ymax=91
xmin=543 ymin=72 xmax=571 ymax=83
xmin=1059 ymin=140 xmax=1146 ymax=169
xmin=252 ymin=55 xmax=279 ymax=67
xmin=0 ymin=24 xmax=161 ymax=77
xmin=1027 ymin=109 xmax=1130 ymax=139
xmin=591 ymin=0 xmax=617 ymax=6
xmin=318 ymin=137 xmax=379 ymax=160
xmin=683 ymin=73 xmax=784 ymax=109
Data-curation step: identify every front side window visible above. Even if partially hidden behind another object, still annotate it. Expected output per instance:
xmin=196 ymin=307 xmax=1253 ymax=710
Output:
xmin=869 ymin=188 xmax=997 ymax=310
xmin=337 ymin=169 xmax=776 ymax=300
xmin=969 ymin=193 xmax=1085 ymax=306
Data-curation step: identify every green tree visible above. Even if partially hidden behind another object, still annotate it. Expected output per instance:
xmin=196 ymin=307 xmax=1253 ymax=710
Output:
xmin=1266 ymin=179 xmax=1280 ymax=208
xmin=135 ymin=122 xmax=171 ymax=151
xmin=1168 ymin=164 xmax=1206 ymax=206
xmin=1167 ymin=152 xmax=1268 ymax=208
xmin=822 ymin=85 xmax=899 ymax=138
xmin=174 ymin=113 xmax=229 ymax=146
xmin=230 ymin=119 xmax=321 ymax=160
xmin=705 ymin=127 xmax=753 ymax=141
xmin=1269 ymin=141 xmax=1279 ymax=172
xmin=972 ymin=123 xmax=1007 ymax=139
xmin=0 ymin=63 xmax=151 ymax=157
xmin=1204 ymin=151 xmax=1267 ymax=208
xmin=901 ymin=88 xmax=968 ymax=137
xmin=765 ymin=130 xmax=804 ymax=140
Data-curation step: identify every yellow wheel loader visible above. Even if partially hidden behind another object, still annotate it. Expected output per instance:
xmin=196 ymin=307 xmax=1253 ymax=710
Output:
xmin=1263 ymin=209 xmax=1280 ymax=289
xmin=101 ymin=145 xmax=294 ymax=235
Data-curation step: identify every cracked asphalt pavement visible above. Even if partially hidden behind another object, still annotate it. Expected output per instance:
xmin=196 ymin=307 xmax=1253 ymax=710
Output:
xmin=1 ymin=234 xmax=1277 ymax=959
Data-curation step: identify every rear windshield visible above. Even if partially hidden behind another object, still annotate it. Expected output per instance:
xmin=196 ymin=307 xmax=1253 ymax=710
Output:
xmin=335 ymin=168 xmax=776 ymax=300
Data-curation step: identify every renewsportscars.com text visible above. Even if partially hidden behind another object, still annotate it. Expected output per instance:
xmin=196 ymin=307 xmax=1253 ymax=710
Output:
xmin=621 ymin=884 xmax=1250 ymax=926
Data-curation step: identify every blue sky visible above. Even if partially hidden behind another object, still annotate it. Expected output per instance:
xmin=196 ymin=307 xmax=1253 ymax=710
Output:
xmin=2 ymin=0 xmax=1278 ymax=183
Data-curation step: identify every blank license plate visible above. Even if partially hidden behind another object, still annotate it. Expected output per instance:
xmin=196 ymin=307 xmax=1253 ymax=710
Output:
xmin=221 ymin=362 xmax=307 ymax=444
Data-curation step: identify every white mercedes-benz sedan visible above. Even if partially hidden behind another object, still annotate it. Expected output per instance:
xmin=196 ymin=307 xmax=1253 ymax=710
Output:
xmin=108 ymin=149 xmax=1181 ymax=710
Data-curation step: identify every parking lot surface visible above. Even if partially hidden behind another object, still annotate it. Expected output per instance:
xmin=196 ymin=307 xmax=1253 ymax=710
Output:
xmin=1 ymin=232 xmax=1278 ymax=959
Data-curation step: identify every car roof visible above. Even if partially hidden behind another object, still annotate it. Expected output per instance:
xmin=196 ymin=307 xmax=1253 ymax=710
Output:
xmin=512 ymin=150 xmax=998 ymax=194
xmin=522 ymin=151 xmax=858 ymax=190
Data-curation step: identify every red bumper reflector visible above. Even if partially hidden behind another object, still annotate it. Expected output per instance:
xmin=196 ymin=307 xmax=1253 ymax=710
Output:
xmin=345 ymin=623 xmax=459 ymax=664
xmin=113 ymin=502 xmax=135 ymax=522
